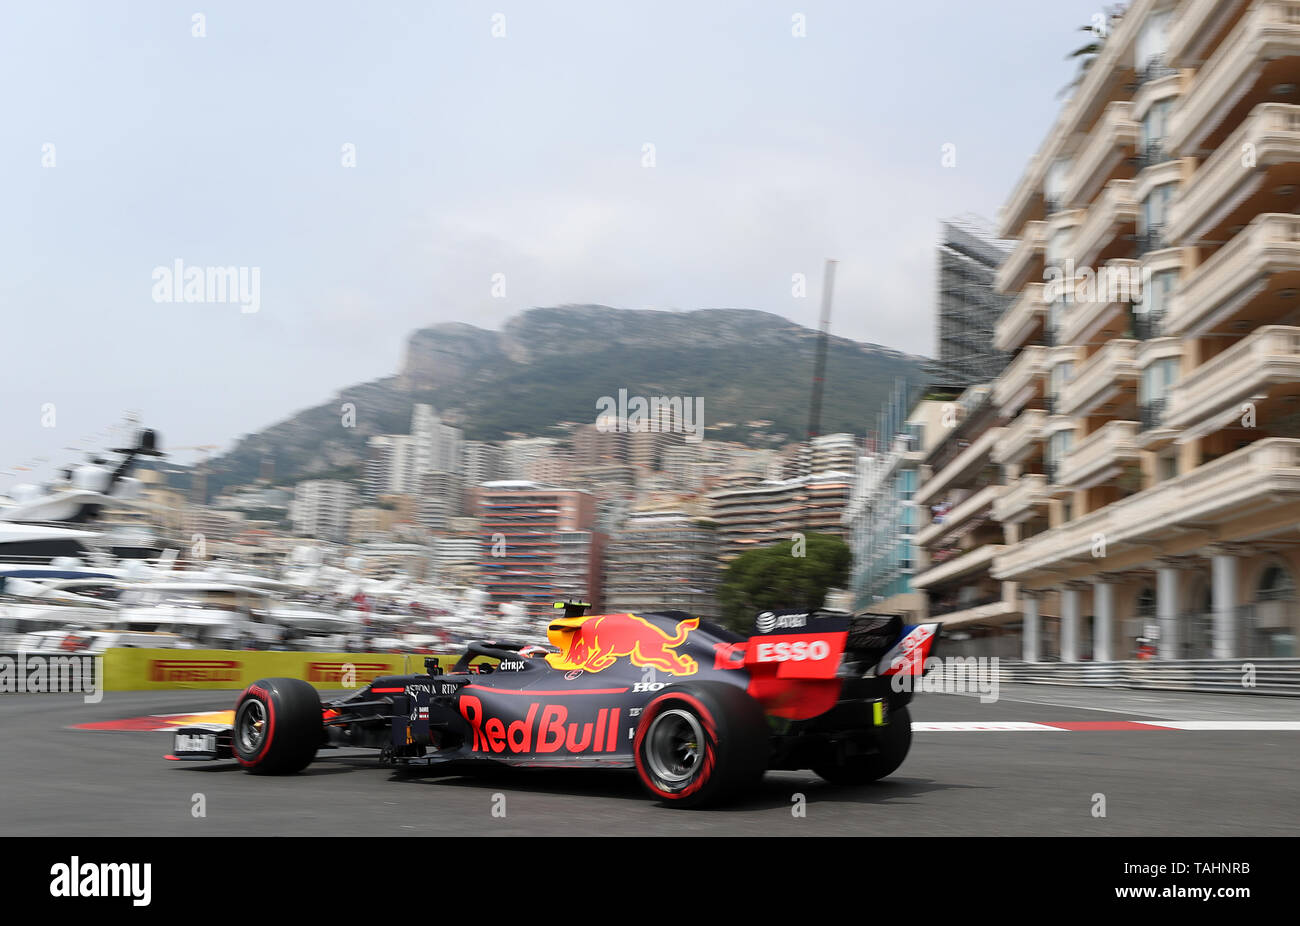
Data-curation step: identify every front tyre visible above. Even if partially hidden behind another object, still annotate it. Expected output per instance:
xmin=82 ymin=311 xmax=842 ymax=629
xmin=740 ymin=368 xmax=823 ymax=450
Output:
xmin=233 ymin=677 xmax=322 ymax=775
xmin=813 ymin=706 xmax=912 ymax=785
xmin=633 ymin=681 xmax=768 ymax=808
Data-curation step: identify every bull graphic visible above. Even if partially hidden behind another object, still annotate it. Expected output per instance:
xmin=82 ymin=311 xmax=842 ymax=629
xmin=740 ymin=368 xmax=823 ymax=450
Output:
xmin=549 ymin=614 xmax=699 ymax=676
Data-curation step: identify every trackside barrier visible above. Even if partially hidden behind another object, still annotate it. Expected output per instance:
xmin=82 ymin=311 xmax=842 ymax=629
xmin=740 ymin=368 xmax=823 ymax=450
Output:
xmin=98 ymin=649 xmax=479 ymax=692
xmin=995 ymin=658 xmax=1300 ymax=697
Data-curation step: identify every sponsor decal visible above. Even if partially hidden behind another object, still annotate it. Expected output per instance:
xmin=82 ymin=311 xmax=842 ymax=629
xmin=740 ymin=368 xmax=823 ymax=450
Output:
xmin=306 ymin=661 xmax=391 ymax=685
xmin=886 ymin=625 xmax=936 ymax=676
xmin=546 ymin=613 xmax=699 ymax=676
xmin=755 ymin=611 xmax=808 ymax=633
xmin=459 ymin=695 xmax=620 ymax=754
xmin=713 ymin=641 xmax=747 ymax=669
xmin=149 ymin=659 xmax=240 ymax=684
xmin=497 ymin=659 xmax=526 ymax=672
xmin=752 ymin=639 xmax=832 ymax=663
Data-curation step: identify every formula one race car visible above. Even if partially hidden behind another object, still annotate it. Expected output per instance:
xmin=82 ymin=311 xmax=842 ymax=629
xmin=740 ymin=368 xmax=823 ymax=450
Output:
xmin=167 ymin=604 xmax=940 ymax=807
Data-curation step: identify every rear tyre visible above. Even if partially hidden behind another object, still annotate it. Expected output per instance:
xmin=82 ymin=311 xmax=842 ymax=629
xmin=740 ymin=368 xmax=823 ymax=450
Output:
xmin=813 ymin=706 xmax=912 ymax=785
xmin=633 ymin=681 xmax=768 ymax=808
xmin=233 ymin=677 xmax=322 ymax=775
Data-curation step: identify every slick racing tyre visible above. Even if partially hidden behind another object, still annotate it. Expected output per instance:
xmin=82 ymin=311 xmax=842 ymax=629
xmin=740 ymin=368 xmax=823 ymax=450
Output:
xmin=633 ymin=681 xmax=768 ymax=808
xmin=813 ymin=706 xmax=912 ymax=785
xmin=233 ymin=677 xmax=322 ymax=775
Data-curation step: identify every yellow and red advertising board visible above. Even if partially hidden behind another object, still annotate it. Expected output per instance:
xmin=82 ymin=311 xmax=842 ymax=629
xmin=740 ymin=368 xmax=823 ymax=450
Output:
xmin=101 ymin=648 xmax=469 ymax=691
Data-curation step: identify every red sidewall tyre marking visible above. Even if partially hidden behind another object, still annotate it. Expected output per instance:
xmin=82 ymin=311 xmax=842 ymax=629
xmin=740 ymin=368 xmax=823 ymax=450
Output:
xmin=234 ymin=687 xmax=277 ymax=768
xmin=634 ymin=691 xmax=718 ymax=801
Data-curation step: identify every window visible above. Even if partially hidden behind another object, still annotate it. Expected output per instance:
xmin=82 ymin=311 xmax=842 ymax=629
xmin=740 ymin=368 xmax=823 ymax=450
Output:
xmin=1139 ymin=357 xmax=1179 ymax=405
xmin=1140 ymin=100 xmax=1172 ymax=152
xmin=1141 ymin=184 xmax=1175 ymax=234
xmin=1135 ymin=9 xmax=1171 ymax=70
xmin=1257 ymin=564 xmax=1296 ymax=602
xmin=1158 ymin=454 xmax=1178 ymax=481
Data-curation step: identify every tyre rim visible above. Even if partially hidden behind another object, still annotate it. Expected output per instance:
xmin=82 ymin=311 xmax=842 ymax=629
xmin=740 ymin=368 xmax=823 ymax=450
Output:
xmin=645 ymin=708 xmax=704 ymax=790
xmin=236 ymin=698 xmax=267 ymax=754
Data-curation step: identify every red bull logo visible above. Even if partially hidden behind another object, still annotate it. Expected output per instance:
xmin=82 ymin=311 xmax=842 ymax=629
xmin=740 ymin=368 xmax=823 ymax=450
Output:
xmin=459 ymin=695 xmax=620 ymax=754
xmin=546 ymin=613 xmax=699 ymax=676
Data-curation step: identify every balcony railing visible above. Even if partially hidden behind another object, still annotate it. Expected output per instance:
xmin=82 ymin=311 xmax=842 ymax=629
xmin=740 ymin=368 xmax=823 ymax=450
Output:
xmin=1167 ymin=0 xmax=1300 ymax=155
xmin=1134 ymin=139 xmax=1170 ymax=171
xmin=995 ymin=438 xmax=1300 ymax=580
xmin=929 ymin=592 xmax=1003 ymax=619
xmin=992 ymin=346 xmax=1048 ymax=413
xmin=995 ymin=282 xmax=1049 ymax=353
xmin=1056 ymin=420 xmax=1141 ymax=488
xmin=1167 ymin=103 xmax=1300 ymax=244
xmin=995 ymin=221 xmax=1047 ymax=295
xmin=1167 ymin=213 xmax=1300 ymax=336
xmin=993 ymin=409 xmax=1047 ymax=465
xmin=1166 ymin=325 xmax=1300 ymax=428
xmin=1130 ymin=55 xmax=1178 ymax=90
xmin=1132 ymin=307 xmax=1164 ymax=340
xmin=1139 ymin=398 xmax=1167 ymax=432
xmin=1068 ymin=179 xmax=1139 ymax=268
xmin=1062 ymin=100 xmax=1139 ymax=207
xmin=992 ymin=473 xmax=1051 ymax=524
xmin=1058 ymin=339 xmax=1139 ymax=417
xmin=1134 ymin=224 xmax=1167 ymax=257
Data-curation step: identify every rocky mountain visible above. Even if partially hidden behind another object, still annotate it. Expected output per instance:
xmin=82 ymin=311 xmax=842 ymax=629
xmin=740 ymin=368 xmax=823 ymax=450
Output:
xmin=203 ymin=305 xmax=926 ymax=495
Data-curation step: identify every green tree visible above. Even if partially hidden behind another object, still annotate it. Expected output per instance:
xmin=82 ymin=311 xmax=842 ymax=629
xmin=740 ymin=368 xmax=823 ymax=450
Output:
xmin=1059 ymin=5 xmax=1127 ymax=99
xmin=717 ymin=533 xmax=852 ymax=633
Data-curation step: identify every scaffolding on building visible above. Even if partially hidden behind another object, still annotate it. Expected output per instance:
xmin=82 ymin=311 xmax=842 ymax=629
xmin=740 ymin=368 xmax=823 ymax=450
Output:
xmin=928 ymin=215 xmax=1014 ymax=389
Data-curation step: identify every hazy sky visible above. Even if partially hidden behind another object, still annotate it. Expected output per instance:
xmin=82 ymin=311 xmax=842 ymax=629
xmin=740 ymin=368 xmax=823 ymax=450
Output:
xmin=2 ymin=0 xmax=1105 ymax=482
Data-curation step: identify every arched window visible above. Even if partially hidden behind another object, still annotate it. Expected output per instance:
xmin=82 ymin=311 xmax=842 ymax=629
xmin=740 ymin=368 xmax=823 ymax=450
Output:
xmin=1256 ymin=564 xmax=1296 ymax=602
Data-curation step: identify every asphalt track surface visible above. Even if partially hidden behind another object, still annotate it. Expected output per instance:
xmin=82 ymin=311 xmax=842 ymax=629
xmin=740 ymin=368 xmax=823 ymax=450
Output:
xmin=3 ymin=684 xmax=1297 ymax=836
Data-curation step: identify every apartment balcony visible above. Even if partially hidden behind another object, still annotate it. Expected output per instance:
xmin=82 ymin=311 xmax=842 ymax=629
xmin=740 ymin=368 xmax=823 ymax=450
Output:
xmin=995 ymin=221 xmax=1047 ymax=295
xmin=1165 ymin=325 xmax=1300 ymax=434
xmin=1062 ymin=101 xmax=1139 ymax=208
xmin=993 ymin=409 xmax=1047 ymax=465
xmin=995 ymin=283 xmax=1049 ymax=352
xmin=992 ymin=346 xmax=1048 ymax=415
xmin=1170 ymin=104 xmax=1300 ymax=245
xmin=1167 ymin=0 xmax=1300 ymax=156
xmin=1057 ymin=339 xmax=1140 ymax=417
xmin=912 ymin=543 xmax=1005 ymax=590
xmin=914 ymin=426 xmax=1006 ymax=507
xmin=1058 ymin=258 xmax=1140 ymax=345
xmin=1166 ymin=213 xmax=1300 ymax=336
xmin=1167 ymin=0 xmax=1250 ymax=67
xmin=930 ymin=596 xmax=1020 ymax=629
xmin=992 ymin=473 xmax=1052 ymax=525
xmin=995 ymin=438 xmax=1300 ymax=580
xmin=1055 ymin=420 xmax=1142 ymax=489
xmin=913 ymin=483 xmax=1004 ymax=549
xmin=1067 ymin=179 xmax=1139 ymax=268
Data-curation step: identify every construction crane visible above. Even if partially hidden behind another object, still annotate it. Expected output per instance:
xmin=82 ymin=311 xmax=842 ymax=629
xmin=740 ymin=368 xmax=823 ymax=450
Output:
xmin=803 ymin=259 xmax=838 ymax=534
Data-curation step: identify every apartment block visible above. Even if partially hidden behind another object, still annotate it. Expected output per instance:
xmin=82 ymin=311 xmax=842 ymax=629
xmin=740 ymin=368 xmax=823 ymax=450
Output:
xmin=469 ymin=481 xmax=605 ymax=619
xmin=916 ymin=0 xmax=1300 ymax=661
xmin=605 ymin=510 xmax=720 ymax=621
